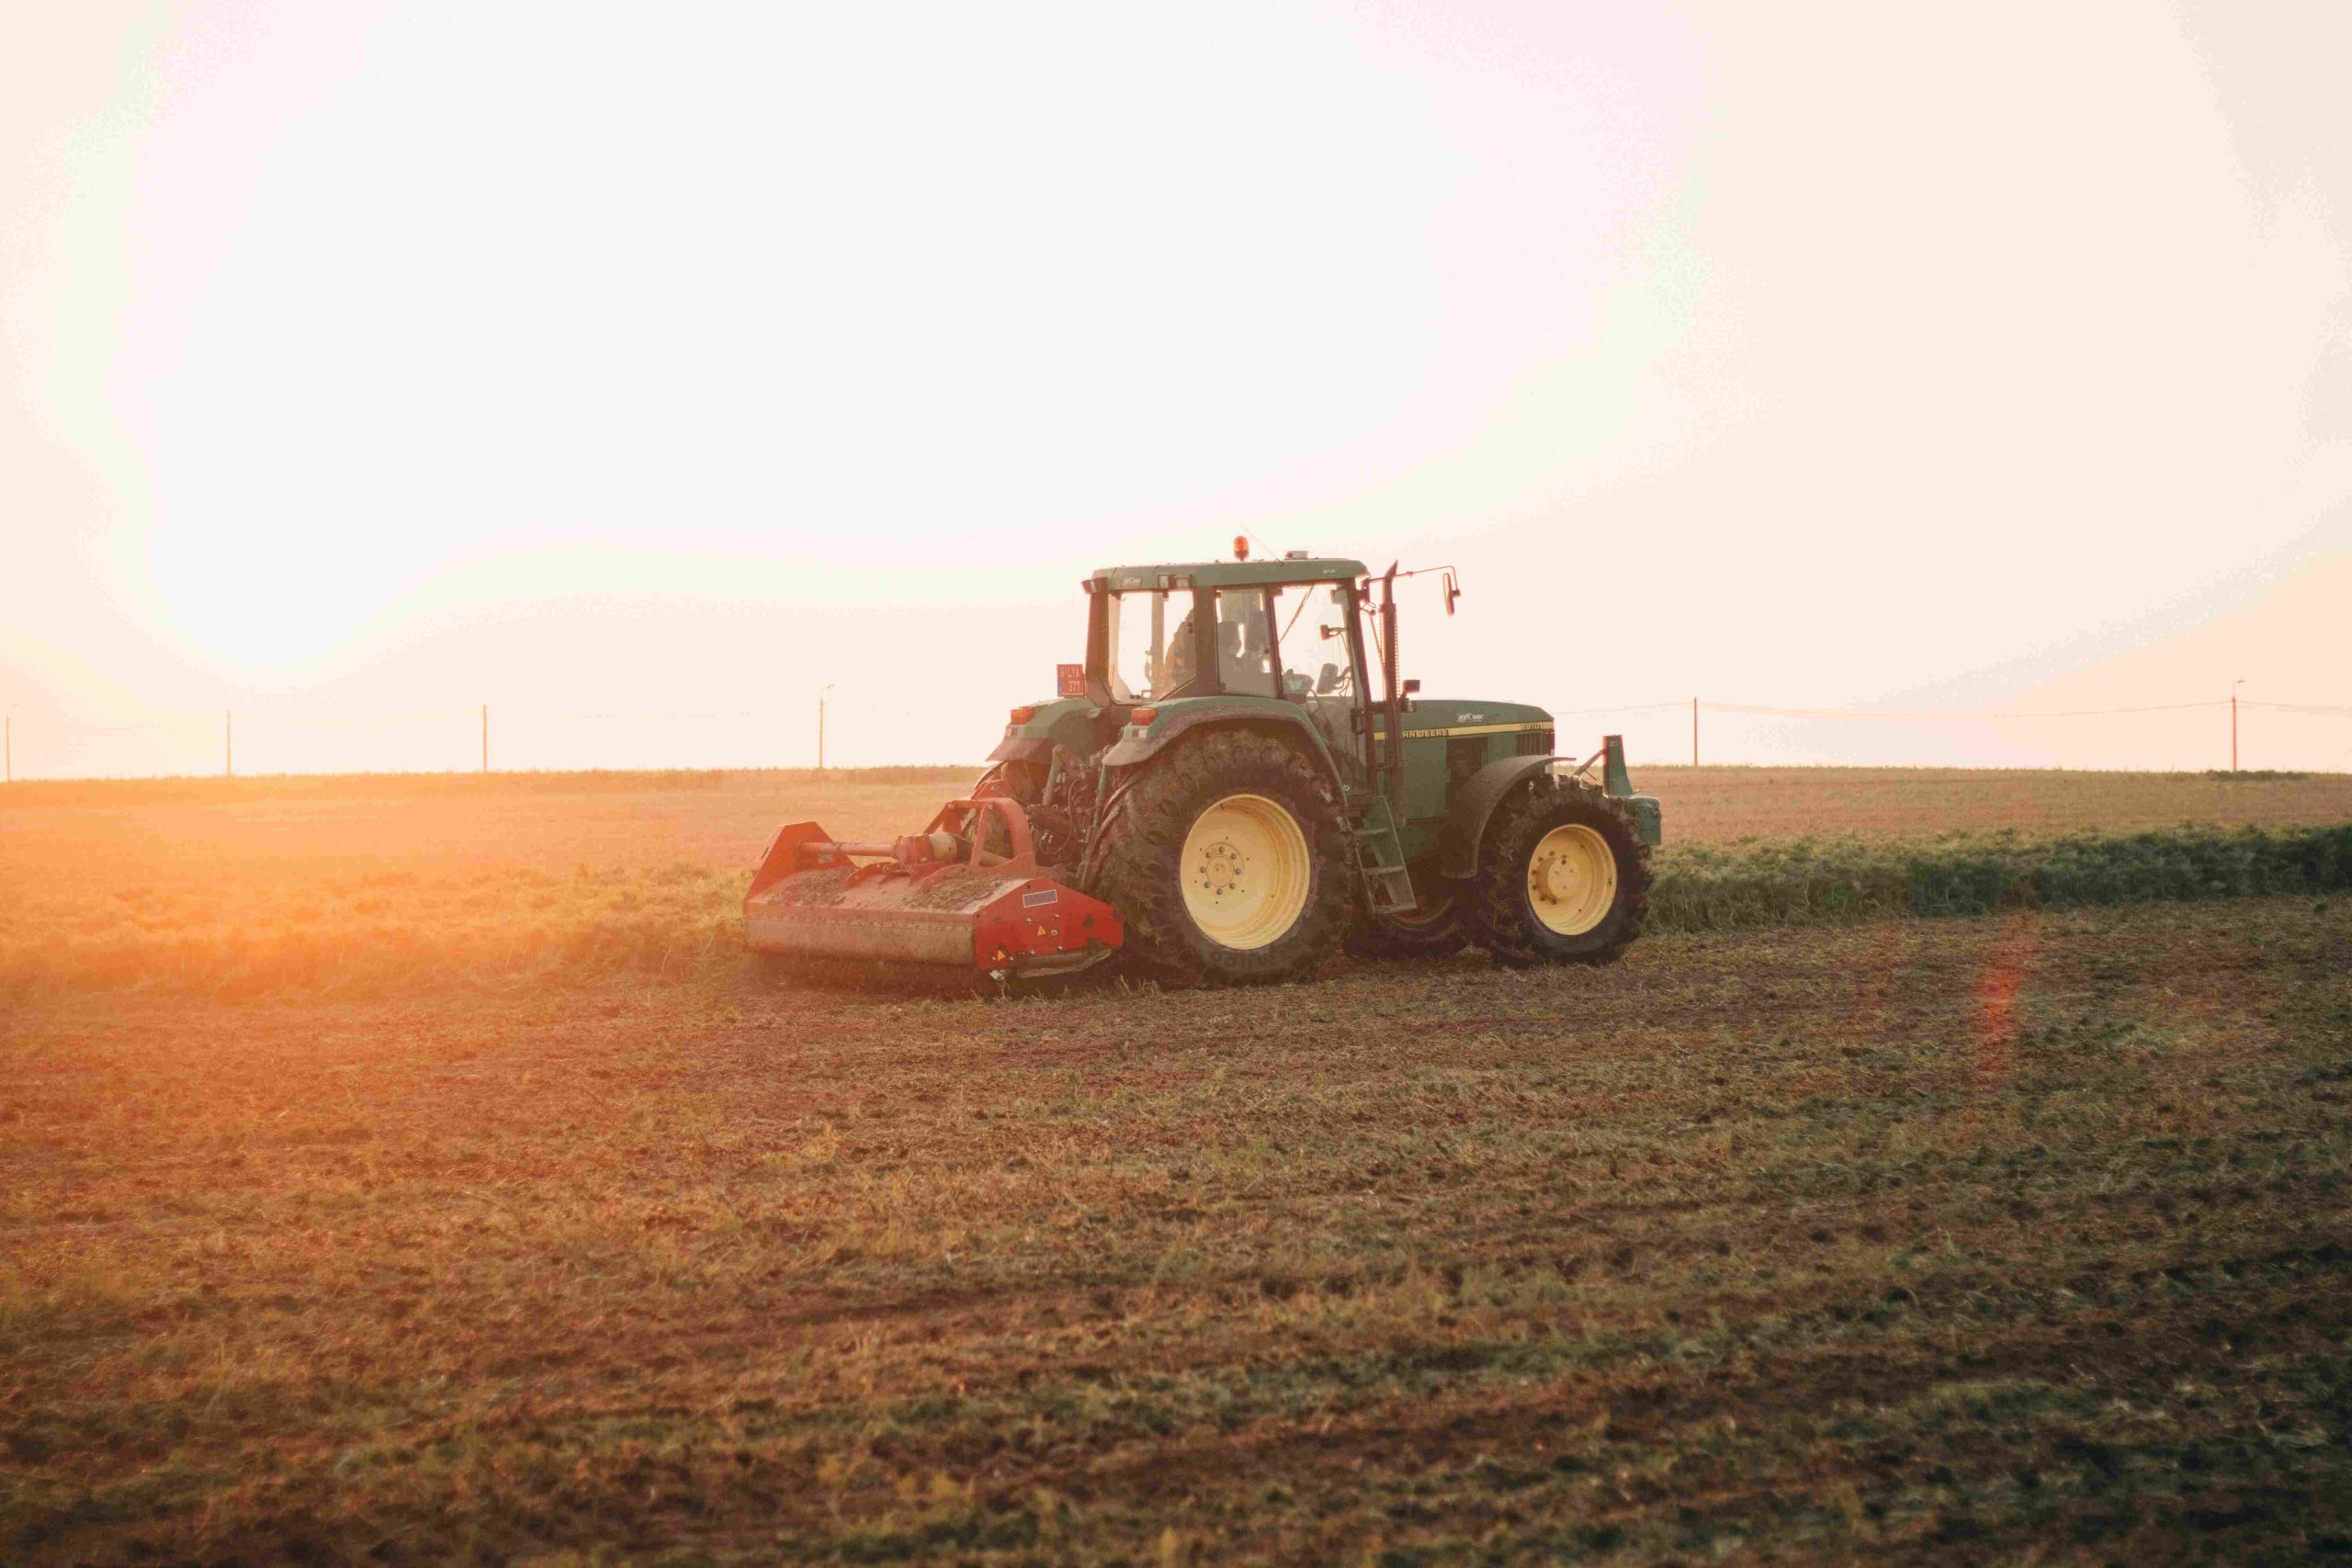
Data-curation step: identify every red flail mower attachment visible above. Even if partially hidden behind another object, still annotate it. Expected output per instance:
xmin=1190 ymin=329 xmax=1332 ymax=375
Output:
xmin=743 ymin=797 xmax=1123 ymax=978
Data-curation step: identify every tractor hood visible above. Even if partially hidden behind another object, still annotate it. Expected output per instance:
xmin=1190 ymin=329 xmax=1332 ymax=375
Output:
xmin=1370 ymin=697 xmax=1553 ymax=745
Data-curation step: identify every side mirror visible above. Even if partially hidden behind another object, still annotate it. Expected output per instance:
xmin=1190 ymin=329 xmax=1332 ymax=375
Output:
xmin=1401 ymin=679 xmax=1421 ymax=695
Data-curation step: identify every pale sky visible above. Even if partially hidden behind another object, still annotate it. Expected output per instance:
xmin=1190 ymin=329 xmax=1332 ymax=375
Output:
xmin=4 ymin=2 xmax=2348 ymax=776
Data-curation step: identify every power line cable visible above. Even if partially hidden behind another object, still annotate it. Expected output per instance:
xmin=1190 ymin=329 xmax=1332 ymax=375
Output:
xmin=1546 ymin=702 xmax=1690 ymax=715
xmin=2242 ymin=700 xmax=2352 ymax=716
xmin=1705 ymin=699 xmax=2228 ymax=721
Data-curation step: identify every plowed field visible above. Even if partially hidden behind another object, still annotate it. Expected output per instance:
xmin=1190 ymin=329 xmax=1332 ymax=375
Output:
xmin=4 ymin=769 xmax=2348 ymax=1562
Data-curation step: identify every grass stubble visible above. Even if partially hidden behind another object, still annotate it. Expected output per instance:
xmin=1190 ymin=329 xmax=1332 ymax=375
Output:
xmin=1 ymin=767 xmax=2348 ymax=1562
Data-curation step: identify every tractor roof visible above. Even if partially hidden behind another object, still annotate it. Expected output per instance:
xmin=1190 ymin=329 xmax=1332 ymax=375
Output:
xmin=1091 ymin=557 xmax=1371 ymax=592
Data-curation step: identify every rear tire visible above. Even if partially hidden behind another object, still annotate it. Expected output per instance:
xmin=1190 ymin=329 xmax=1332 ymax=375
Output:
xmin=1090 ymin=730 xmax=1349 ymax=987
xmin=1464 ymin=784 xmax=1649 ymax=967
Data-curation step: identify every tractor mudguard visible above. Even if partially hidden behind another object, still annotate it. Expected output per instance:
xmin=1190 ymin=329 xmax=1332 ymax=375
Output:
xmin=1439 ymin=738 xmax=1659 ymax=879
xmin=985 ymin=735 xmax=1055 ymax=765
xmin=1437 ymin=754 xmax=1561 ymax=881
xmin=1101 ymin=702 xmax=1348 ymax=789
xmin=988 ymin=700 xmax=1112 ymax=765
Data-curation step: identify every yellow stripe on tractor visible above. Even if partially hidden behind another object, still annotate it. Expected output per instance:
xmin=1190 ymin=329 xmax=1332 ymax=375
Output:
xmin=1376 ymin=721 xmax=1554 ymax=740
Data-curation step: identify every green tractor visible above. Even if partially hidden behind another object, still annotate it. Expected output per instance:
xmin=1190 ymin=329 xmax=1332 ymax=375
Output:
xmin=744 ymin=548 xmax=1662 ymax=987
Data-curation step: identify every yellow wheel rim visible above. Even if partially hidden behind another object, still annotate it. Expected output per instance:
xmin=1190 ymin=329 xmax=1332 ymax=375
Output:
xmin=1180 ymin=794 xmax=1312 ymax=950
xmin=1527 ymin=823 xmax=1617 ymax=936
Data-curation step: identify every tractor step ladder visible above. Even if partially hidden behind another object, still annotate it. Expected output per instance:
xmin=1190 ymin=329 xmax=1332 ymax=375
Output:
xmin=1351 ymin=795 xmax=1419 ymax=914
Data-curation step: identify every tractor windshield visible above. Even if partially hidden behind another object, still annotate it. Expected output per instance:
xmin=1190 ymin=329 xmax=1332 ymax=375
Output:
xmin=1103 ymin=581 xmax=1364 ymax=711
xmin=1105 ymin=590 xmax=1199 ymax=703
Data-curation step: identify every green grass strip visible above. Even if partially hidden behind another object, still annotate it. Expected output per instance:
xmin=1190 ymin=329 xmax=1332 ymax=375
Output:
xmin=1648 ymin=823 xmax=2352 ymax=933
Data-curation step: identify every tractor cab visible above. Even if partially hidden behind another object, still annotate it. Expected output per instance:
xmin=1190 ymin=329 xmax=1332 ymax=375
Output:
xmin=1083 ymin=554 xmax=1379 ymax=793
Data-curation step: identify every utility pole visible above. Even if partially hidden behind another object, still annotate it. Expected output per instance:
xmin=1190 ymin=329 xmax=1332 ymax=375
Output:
xmin=4 ymin=713 xmax=10 ymax=784
xmin=225 ymin=709 xmax=233 ymax=777
xmin=2232 ymin=678 xmax=2244 ymax=772
xmin=481 ymin=705 xmax=489 ymax=774
xmin=1691 ymin=697 xmax=1699 ymax=767
xmin=818 ymin=683 xmax=835 ymax=771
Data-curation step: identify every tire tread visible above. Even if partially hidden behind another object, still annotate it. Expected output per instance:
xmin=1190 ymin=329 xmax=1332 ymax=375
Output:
xmin=1463 ymin=783 xmax=1651 ymax=967
xmin=1089 ymin=729 xmax=1350 ymax=987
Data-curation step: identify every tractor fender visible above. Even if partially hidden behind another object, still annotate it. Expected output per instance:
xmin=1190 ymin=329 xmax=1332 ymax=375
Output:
xmin=1079 ymin=708 xmax=1347 ymax=895
xmin=1437 ymin=754 xmax=1564 ymax=881
xmin=985 ymin=735 xmax=1055 ymax=765
xmin=989 ymin=704 xmax=1116 ymax=765
xmin=1102 ymin=704 xmax=1347 ymax=791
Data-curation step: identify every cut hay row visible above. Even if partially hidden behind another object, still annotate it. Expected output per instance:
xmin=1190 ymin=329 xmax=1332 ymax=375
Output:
xmin=1650 ymin=822 xmax=2352 ymax=933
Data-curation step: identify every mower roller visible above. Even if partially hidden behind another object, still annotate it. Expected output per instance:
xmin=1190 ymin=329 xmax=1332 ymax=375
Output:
xmin=744 ymin=796 xmax=1124 ymax=978
xmin=745 ymin=545 xmax=1666 ymax=987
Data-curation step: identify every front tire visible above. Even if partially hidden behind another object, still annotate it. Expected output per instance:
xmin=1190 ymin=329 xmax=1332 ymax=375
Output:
xmin=1089 ymin=730 xmax=1349 ymax=986
xmin=1464 ymin=784 xmax=1650 ymax=967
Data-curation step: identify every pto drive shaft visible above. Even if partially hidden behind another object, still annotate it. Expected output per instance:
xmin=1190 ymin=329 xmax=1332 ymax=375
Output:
xmin=822 ymin=831 xmax=961 ymax=863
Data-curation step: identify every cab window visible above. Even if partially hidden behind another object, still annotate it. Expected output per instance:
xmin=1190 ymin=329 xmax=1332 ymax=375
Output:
xmin=1272 ymin=583 xmax=1361 ymax=700
xmin=1214 ymin=590 xmax=1277 ymax=696
xmin=1105 ymin=590 xmax=1203 ymax=702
